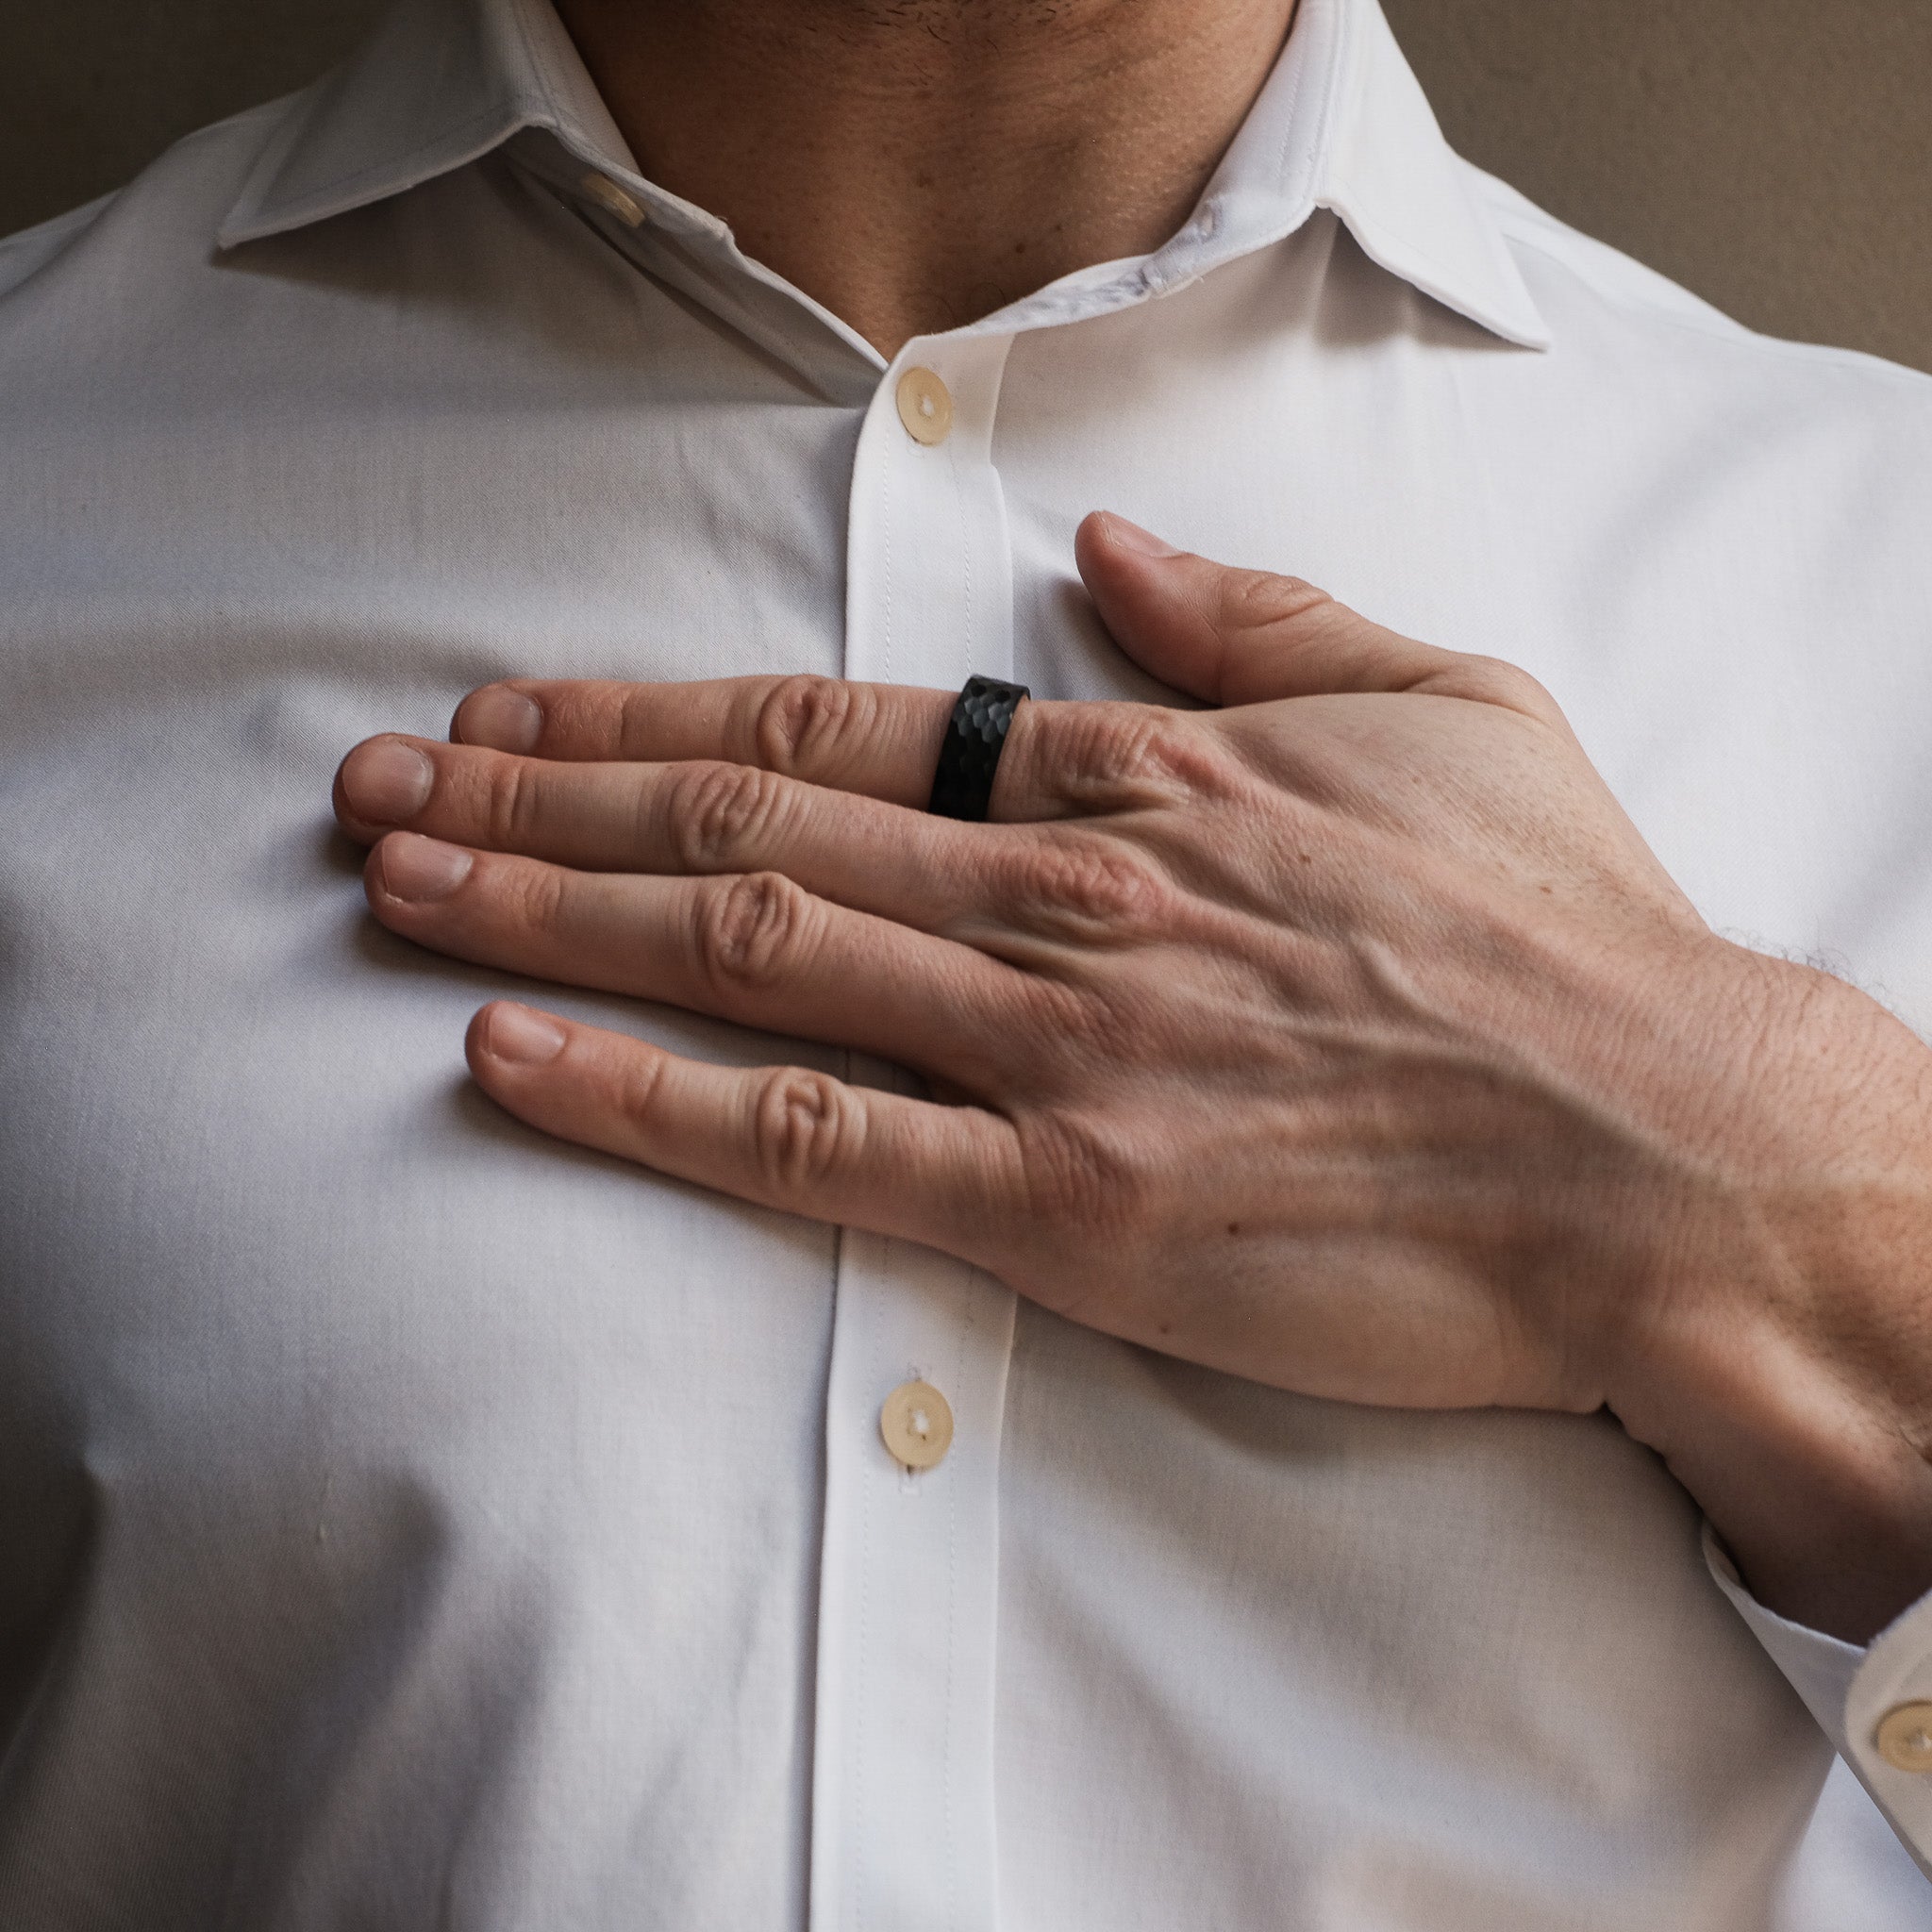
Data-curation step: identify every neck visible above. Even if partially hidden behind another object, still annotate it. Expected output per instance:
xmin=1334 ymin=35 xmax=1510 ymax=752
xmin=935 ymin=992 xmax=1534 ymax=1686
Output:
xmin=553 ymin=0 xmax=1299 ymax=356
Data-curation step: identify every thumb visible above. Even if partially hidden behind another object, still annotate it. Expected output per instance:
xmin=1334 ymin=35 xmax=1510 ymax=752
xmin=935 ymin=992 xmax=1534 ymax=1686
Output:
xmin=1074 ymin=511 xmax=1563 ymax=725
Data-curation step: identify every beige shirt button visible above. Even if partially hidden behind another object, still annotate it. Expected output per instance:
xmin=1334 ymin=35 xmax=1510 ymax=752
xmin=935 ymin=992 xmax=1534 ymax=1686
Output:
xmin=1876 ymin=1702 xmax=1932 ymax=1772
xmin=880 ymin=1379 xmax=954 ymax=1470
xmin=580 ymin=173 xmax=646 ymax=228
xmin=895 ymin=367 xmax=953 ymax=446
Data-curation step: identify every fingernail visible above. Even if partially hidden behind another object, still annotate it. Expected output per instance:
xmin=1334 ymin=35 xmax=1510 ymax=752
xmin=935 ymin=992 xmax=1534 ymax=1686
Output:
xmin=343 ymin=739 xmax=433 ymax=822
xmin=1102 ymin=513 xmax=1184 ymax=559
xmin=481 ymin=1002 xmax=566 ymax=1064
xmin=458 ymin=686 xmax=542 ymax=753
xmin=377 ymin=832 xmax=473 ymax=902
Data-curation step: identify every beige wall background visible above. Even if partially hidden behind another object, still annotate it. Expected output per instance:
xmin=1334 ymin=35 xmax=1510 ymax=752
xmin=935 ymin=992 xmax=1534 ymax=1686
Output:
xmin=0 ymin=1 xmax=1924 ymax=373
xmin=2 ymin=0 xmax=1928 ymax=372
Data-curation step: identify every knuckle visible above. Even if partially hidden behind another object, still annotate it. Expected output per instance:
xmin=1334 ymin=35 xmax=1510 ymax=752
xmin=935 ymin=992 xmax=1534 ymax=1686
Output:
xmin=754 ymin=675 xmax=867 ymax=776
xmin=508 ymin=855 xmax=571 ymax=932
xmin=667 ymin=760 xmax=788 ymax=871
xmin=485 ymin=755 xmax=541 ymax=847
xmin=1458 ymin=655 xmax=1559 ymax=717
xmin=1053 ymin=704 xmax=1228 ymax=801
xmin=615 ymin=1051 xmax=671 ymax=1134
xmin=752 ymin=1065 xmax=857 ymax=1191
xmin=1218 ymin=568 xmax=1334 ymax=636
xmin=1010 ymin=835 xmax=1175 ymax=938
xmin=617 ymin=684 xmax=657 ymax=757
xmin=691 ymin=870 xmax=816 ymax=992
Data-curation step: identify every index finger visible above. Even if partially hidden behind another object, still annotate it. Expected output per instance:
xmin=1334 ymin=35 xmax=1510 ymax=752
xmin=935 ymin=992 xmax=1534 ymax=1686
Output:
xmin=452 ymin=674 xmax=1076 ymax=820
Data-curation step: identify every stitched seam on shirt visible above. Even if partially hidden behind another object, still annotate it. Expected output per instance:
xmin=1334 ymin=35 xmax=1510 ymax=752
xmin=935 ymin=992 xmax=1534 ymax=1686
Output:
xmin=946 ymin=412 xmax=982 ymax=1925
xmin=1274 ymin=0 xmax=1340 ymax=203
xmin=503 ymin=0 xmax=597 ymax=156
xmin=882 ymin=431 xmax=897 ymax=690
xmin=956 ymin=429 xmax=975 ymax=685
xmin=941 ymin=1277 xmax=974 ymax=1930
xmin=851 ymin=1246 xmax=880 ymax=1932
xmin=507 ymin=0 xmax=562 ymax=103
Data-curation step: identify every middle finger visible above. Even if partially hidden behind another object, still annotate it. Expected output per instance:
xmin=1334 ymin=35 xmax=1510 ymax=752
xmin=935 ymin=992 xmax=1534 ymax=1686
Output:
xmin=364 ymin=831 xmax=1058 ymax=1085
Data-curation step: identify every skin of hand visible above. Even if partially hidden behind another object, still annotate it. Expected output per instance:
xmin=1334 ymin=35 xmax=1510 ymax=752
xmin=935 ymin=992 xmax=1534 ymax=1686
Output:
xmin=333 ymin=512 xmax=1932 ymax=1643
xmin=553 ymin=0 xmax=1300 ymax=353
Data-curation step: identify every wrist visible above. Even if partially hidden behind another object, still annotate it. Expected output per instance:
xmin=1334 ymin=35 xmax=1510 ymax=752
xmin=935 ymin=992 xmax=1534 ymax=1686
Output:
xmin=1617 ymin=1298 xmax=1932 ymax=1640
xmin=1603 ymin=944 xmax=1932 ymax=1641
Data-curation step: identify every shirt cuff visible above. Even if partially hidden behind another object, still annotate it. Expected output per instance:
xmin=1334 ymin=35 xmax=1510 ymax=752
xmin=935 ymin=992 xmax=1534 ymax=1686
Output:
xmin=1705 ymin=1522 xmax=1932 ymax=1875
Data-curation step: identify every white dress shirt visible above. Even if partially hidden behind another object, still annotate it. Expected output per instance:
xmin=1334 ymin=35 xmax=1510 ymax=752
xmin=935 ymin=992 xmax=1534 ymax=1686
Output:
xmin=4 ymin=0 xmax=1932 ymax=1924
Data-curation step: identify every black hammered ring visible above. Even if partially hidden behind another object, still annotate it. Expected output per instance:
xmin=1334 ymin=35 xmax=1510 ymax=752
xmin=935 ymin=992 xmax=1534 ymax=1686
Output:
xmin=927 ymin=675 xmax=1030 ymax=822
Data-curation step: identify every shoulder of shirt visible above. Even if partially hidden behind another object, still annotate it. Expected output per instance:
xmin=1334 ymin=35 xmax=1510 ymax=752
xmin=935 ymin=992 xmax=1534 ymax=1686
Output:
xmin=1464 ymin=159 xmax=1932 ymax=402
xmin=0 ymin=193 xmax=119 ymax=297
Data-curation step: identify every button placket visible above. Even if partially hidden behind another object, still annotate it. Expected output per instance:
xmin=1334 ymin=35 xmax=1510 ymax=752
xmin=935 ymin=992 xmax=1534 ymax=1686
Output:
xmin=808 ymin=333 xmax=1019 ymax=1932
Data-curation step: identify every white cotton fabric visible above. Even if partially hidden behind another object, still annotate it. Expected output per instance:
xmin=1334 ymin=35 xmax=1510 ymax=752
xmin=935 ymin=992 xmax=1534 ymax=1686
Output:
xmin=3 ymin=0 xmax=1932 ymax=1925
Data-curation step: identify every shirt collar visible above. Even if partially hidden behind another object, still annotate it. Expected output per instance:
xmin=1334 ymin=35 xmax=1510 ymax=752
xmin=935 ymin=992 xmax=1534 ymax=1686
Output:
xmin=218 ymin=0 xmax=633 ymax=246
xmin=217 ymin=0 xmax=1550 ymax=351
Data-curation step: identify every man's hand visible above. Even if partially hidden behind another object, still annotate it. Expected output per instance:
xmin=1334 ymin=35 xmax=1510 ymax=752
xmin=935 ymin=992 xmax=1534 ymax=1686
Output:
xmin=333 ymin=511 xmax=1932 ymax=1641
